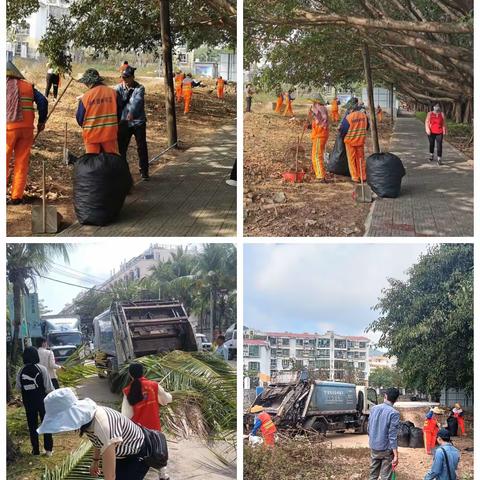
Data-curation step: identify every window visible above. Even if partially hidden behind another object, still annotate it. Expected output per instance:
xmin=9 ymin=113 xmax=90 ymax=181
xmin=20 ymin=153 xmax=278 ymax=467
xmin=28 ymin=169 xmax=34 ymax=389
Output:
xmin=243 ymin=345 xmax=249 ymax=356
xmin=282 ymin=359 xmax=291 ymax=369
xmin=306 ymin=339 xmax=315 ymax=346
xmin=270 ymin=348 xmax=277 ymax=357
xmin=295 ymin=360 xmax=304 ymax=368
xmin=335 ymin=339 xmax=346 ymax=349
xmin=347 ymin=340 xmax=354 ymax=348
xmin=308 ymin=360 xmax=315 ymax=368
xmin=270 ymin=359 xmax=277 ymax=369
xmin=281 ymin=338 xmax=289 ymax=346
xmin=317 ymin=349 xmax=330 ymax=358
xmin=334 ymin=350 xmax=346 ymax=359
xmin=269 ymin=337 xmax=277 ymax=345
xmin=249 ymin=345 xmax=260 ymax=357
xmin=315 ymin=359 xmax=330 ymax=369
xmin=296 ymin=339 xmax=303 ymax=346
xmin=249 ymin=362 xmax=260 ymax=372
xmin=318 ymin=339 xmax=330 ymax=348
xmin=358 ymin=362 xmax=366 ymax=369
xmin=359 ymin=342 xmax=367 ymax=349
xmin=178 ymin=53 xmax=187 ymax=63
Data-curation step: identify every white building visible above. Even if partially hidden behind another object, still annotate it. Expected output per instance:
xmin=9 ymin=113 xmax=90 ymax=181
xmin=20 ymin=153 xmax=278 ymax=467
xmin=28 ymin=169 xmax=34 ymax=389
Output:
xmin=7 ymin=0 xmax=70 ymax=59
xmin=243 ymin=339 xmax=271 ymax=387
xmin=369 ymin=352 xmax=397 ymax=370
xmin=245 ymin=330 xmax=371 ymax=385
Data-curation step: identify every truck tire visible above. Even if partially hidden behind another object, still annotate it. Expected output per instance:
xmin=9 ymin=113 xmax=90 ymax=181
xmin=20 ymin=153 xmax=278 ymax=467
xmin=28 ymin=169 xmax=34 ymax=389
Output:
xmin=314 ymin=419 xmax=328 ymax=435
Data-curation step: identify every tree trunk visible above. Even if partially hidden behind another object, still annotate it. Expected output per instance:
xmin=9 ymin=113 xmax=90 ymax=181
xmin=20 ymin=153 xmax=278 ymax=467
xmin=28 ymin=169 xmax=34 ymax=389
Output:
xmin=454 ymin=100 xmax=462 ymax=123
xmin=10 ymin=281 xmax=22 ymax=364
xmin=462 ymin=97 xmax=472 ymax=124
xmin=159 ymin=0 xmax=178 ymax=147
xmin=7 ymin=430 xmax=19 ymax=464
xmin=362 ymin=43 xmax=380 ymax=153
xmin=390 ymin=82 xmax=395 ymax=125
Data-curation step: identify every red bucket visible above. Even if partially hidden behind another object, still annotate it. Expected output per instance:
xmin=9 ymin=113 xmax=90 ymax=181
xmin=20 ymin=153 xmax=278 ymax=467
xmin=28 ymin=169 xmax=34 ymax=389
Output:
xmin=282 ymin=171 xmax=305 ymax=183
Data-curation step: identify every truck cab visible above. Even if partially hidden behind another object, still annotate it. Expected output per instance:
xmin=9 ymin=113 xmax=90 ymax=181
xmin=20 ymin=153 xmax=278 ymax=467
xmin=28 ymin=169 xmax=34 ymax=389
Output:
xmin=224 ymin=323 xmax=237 ymax=360
xmin=42 ymin=315 xmax=83 ymax=364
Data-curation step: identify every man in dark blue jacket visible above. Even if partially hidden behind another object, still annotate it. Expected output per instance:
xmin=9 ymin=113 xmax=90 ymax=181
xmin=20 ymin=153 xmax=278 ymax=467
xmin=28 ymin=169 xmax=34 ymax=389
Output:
xmin=115 ymin=66 xmax=149 ymax=180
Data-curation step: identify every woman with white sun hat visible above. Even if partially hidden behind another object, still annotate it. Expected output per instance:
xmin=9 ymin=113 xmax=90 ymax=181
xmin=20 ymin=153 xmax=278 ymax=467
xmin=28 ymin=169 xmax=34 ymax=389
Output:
xmin=38 ymin=387 xmax=168 ymax=480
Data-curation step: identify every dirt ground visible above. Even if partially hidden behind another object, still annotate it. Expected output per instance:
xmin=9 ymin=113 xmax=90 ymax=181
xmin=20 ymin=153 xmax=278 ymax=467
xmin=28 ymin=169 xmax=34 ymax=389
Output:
xmin=7 ymin=61 xmax=236 ymax=236
xmin=327 ymin=431 xmax=473 ymax=479
xmin=8 ymin=374 xmax=236 ymax=479
xmin=243 ymin=99 xmax=393 ymax=237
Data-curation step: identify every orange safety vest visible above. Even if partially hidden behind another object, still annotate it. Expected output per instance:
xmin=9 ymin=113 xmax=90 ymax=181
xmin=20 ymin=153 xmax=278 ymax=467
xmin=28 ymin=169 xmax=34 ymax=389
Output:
xmin=331 ymin=98 xmax=339 ymax=112
xmin=182 ymin=78 xmax=193 ymax=95
xmin=123 ymin=377 xmax=161 ymax=431
xmin=217 ymin=78 xmax=225 ymax=88
xmin=258 ymin=411 xmax=276 ymax=437
xmin=423 ymin=417 xmax=439 ymax=434
xmin=344 ymin=111 xmax=368 ymax=146
xmin=81 ymin=85 xmax=118 ymax=144
xmin=311 ymin=117 xmax=329 ymax=139
xmin=175 ymin=74 xmax=184 ymax=89
xmin=7 ymin=79 xmax=35 ymax=130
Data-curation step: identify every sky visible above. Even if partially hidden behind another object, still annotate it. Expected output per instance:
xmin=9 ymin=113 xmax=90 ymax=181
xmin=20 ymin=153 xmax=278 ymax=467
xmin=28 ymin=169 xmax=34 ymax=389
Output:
xmin=244 ymin=243 xmax=430 ymax=345
xmin=35 ymin=241 xmax=200 ymax=314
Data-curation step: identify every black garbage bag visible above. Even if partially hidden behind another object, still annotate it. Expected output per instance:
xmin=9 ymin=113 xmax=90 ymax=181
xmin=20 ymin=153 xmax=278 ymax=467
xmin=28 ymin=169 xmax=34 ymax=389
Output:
xmin=405 ymin=421 xmax=415 ymax=429
xmin=409 ymin=427 xmax=424 ymax=448
xmin=327 ymin=135 xmax=350 ymax=177
xmin=398 ymin=422 xmax=411 ymax=447
xmin=447 ymin=416 xmax=458 ymax=437
xmin=366 ymin=152 xmax=405 ymax=198
xmin=73 ymin=153 xmax=132 ymax=226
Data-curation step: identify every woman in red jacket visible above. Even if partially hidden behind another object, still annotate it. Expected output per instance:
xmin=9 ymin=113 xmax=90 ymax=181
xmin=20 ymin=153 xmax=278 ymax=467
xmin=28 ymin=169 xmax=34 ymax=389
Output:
xmin=122 ymin=363 xmax=172 ymax=480
xmin=425 ymin=104 xmax=447 ymax=165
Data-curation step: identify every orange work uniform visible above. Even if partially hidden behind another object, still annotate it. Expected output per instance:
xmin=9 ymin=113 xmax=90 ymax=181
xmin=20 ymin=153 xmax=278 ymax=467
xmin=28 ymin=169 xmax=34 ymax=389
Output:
xmin=311 ymin=116 xmax=329 ymax=179
xmin=175 ymin=73 xmax=184 ymax=102
xmin=182 ymin=78 xmax=193 ymax=114
xmin=453 ymin=410 xmax=465 ymax=436
xmin=7 ymin=79 xmax=37 ymax=200
xmin=274 ymin=94 xmax=283 ymax=113
xmin=423 ymin=416 xmax=439 ymax=455
xmin=343 ymin=111 xmax=368 ymax=182
xmin=331 ymin=98 xmax=339 ymax=122
xmin=377 ymin=108 xmax=383 ymax=123
xmin=216 ymin=78 xmax=225 ymax=99
xmin=283 ymin=93 xmax=294 ymax=117
xmin=258 ymin=411 xmax=277 ymax=447
xmin=123 ymin=377 xmax=162 ymax=431
xmin=80 ymin=85 xmax=119 ymax=154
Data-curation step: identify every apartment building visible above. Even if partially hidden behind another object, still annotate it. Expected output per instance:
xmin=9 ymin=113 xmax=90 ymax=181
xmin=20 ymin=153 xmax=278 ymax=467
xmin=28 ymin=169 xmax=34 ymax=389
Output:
xmin=243 ymin=339 xmax=271 ymax=386
xmin=369 ymin=351 xmax=397 ymax=370
xmin=245 ymin=329 xmax=371 ymax=385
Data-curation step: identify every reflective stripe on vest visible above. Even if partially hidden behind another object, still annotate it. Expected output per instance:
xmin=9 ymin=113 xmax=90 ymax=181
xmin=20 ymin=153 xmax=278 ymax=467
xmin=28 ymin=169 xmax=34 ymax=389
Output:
xmin=81 ymin=85 xmax=118 ymax=144
xmin=311 ymin=117 xmax=328 ymax=139
xmin=344 ymin=111 xmax=367 ymax=144
xmin=258 ymin=411 xmax=276 ymax=436
xmin=175 ymin=75 xmax=183 ymax=88
xmin=8 ymin=79 xmax=35 ymax=130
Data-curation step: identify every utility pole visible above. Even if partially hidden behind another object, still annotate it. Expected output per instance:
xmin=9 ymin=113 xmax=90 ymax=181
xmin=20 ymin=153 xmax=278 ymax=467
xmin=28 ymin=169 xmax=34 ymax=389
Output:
xmin=159 ymin=0 xmax=178 ymax=146
xmin=362 ymin=43 xmax=380 ymax=154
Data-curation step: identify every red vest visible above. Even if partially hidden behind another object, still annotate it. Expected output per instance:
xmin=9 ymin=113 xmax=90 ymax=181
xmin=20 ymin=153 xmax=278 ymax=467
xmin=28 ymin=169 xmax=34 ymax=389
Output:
xmin=423 ymin=417 xmax=439 ymax=434
xmin=81 ymin=85 xmax=118 ymax=144
xmin=428 ymin=112 xmax=444 ymax=135
xmin=7 ymin=79 xmax=35 ymax=130
xmin=258 ymin=411 xmax=276 ymax=437
xmin=123 ymin=377 xmax=161 ymax=431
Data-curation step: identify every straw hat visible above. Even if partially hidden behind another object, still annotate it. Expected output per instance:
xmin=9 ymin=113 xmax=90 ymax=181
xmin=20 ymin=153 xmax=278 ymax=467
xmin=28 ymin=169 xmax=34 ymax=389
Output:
xmin=432 ymin=406 xmax=444 ymax=415
xmin=6 ymin=61 xmax=24 ymax=79
xmin=37 ymin=388 xmax=97 ymax=434
xmin=250 ymin=405 xmax=264 ymax=414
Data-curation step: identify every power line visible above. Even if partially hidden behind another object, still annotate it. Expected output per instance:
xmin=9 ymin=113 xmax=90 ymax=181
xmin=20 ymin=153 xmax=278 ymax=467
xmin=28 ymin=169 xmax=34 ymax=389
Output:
xmin=50 ymin=261 xmax=108 ymax=284
xmin=39 ymin=275 xmax=112 ymax=293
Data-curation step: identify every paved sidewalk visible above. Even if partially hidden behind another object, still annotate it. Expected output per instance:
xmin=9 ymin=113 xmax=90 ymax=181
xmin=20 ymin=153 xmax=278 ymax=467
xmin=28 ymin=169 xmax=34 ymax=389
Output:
xmin=366 ymin=115 xmax=473 ymax=237
xmin=58 ymin=123 xmax=236 ymax=237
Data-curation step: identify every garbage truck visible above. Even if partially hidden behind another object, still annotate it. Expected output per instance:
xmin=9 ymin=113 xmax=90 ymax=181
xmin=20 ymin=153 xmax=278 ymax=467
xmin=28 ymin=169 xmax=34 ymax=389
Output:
xmin=245 ymin=372 xmax=378 ymax=434
xmin=93 ymin=299 xmax=197 ymax=386
xmin=42 ymin=315 xmax=83 ymax=363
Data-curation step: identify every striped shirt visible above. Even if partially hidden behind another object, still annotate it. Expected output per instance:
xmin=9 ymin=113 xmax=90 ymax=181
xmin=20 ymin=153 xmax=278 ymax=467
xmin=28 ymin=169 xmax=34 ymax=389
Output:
xmin=85 ymin=406 xmax=145 ymax=457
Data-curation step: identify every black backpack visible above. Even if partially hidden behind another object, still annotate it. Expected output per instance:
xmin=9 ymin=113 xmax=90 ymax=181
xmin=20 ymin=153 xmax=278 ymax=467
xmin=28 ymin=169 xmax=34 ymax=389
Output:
xmin=140 ymin=425 xmax=169 ymax=468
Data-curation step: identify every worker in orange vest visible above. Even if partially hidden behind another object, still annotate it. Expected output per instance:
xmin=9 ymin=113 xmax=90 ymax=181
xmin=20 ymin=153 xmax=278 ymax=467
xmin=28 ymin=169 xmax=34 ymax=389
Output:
xmin=174 ymin=70 xmax=185 ymax=102
xmin=452 ymin=403 xmax=466 ymax=436
xmin=308 ymin=94 xmax=330 ymax=182
xmin=76 ymin=69 xmax=121 ymax=154
xmin=274 ymin=86 xmax=283 ymax=113
xmin=339 ymin=105 xmax=369 ymax=183
xmin=376 ymin=105 xmax=383 ymax=123
xmin=283 ymin=90 xmax=295 ymax=117
xmin=216 ymin=76 xmax=227 ymax=99
xmin=122 ymin=363 xmax=172 ymax=480
xmin=423 ymin=407 xmax=442 ymax=455
xmin=250 ymin=405 xmax=277 ymax=447
xmin=182 ymin=73 xmax=202 ymax=114
xmin=119 ymin=61 xmax=129 ymax=74
xmin=6 ymin=61 xmax=48 ymax=204
xmin=330 ymin=96 xmax=340 ymax=122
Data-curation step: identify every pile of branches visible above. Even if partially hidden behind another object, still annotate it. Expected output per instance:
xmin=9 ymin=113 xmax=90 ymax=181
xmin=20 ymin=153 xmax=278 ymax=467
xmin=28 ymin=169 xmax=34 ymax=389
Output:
xmin=244 ymin=432 xmax=370 ymax=480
